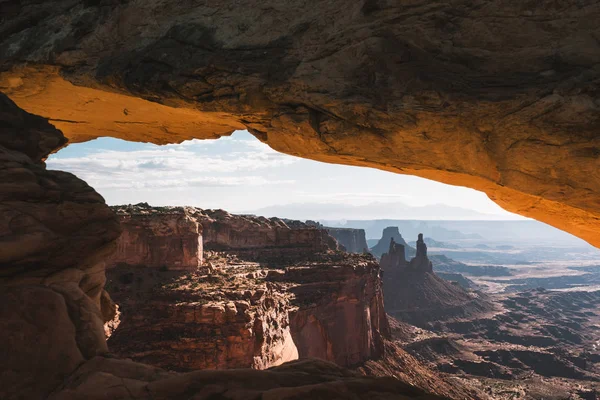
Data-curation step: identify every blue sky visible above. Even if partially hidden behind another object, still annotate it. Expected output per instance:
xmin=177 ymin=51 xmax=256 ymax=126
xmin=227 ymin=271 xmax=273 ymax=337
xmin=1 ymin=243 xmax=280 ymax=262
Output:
xmin=47 ymin=130 xmax=525 ymax=220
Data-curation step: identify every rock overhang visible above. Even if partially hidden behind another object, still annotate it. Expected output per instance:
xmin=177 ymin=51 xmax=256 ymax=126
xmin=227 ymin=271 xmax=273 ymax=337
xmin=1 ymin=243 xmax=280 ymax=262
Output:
xmin=1 ymin=0 xmax=599 ymax=247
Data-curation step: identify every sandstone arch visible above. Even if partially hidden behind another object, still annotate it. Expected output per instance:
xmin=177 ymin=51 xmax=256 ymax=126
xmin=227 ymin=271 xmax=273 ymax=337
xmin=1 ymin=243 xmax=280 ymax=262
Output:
xmin=1 ymin=2 xmax=600 ymax=397
xmin=2 ymin=0 xmax=599 ymax=246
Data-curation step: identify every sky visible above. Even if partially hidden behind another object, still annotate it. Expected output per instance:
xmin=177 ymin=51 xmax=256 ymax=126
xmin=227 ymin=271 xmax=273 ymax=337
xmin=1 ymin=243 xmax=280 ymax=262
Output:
xmin=47 ymin=130 xmax=526 ymax=221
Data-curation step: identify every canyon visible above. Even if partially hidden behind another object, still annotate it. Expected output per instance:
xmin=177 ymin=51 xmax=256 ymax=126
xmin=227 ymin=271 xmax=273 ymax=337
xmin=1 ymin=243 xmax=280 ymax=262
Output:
xmin=2 ymin=2 xmax=600 ymax=399
xmin=105 ymin=204 xmax=385 ymax=371
xmin=103 ymin=204 xmax=479 ymax=398
xmin=0 ymin=93 xmax=472 ymax=400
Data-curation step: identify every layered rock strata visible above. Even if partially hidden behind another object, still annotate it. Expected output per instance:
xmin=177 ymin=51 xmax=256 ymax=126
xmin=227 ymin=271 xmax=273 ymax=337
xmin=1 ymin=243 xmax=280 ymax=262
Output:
xmin=106 ymin=232 xmax=388 ymax=371
xmin=198 ymin=209 xmax=340 ymax=262
xmin=326 ymin=227 xmax=369 ymax=253
xmin=106 ymin=253 xmax=298 ymax=371
xmin=277 ymin=255 xmax=390 ymax=367
xmin=108 ymin=204 xmax=203 ymax=270
xmin=0 ymin=97 xmax=453 ymax=399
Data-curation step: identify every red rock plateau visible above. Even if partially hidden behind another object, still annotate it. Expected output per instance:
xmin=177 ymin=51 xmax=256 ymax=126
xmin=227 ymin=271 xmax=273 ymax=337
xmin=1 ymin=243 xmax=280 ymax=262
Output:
xmin=104 ymin=205 xmax=482 ymax=399
xmin=105 ymin=204 xmax=385 ymax=370
xmin=108 ymin=204 xmax=203 ymax=270
xmin=380 ymin=234 xmax=493 ymax=327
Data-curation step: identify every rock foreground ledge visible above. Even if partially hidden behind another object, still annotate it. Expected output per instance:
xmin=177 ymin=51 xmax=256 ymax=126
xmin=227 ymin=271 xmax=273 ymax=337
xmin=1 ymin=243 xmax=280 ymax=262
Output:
xmin=1 ymin=0 xmax=600 ymax=246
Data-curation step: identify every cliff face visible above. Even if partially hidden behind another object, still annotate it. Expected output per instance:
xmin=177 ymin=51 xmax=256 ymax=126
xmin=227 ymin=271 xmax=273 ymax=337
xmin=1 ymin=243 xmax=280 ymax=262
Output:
xmin=107 ymin=204 xmax=203 ymax=270
xmin=105 ymin=207 xmax=387 ymax=371
xmin=106 ymin=256 xmax=298 ymax=371
xmin=326 ymin=227 xmax=369 ymax=253
xmin=0 ymin=94 xmax=121 ymax=399
xmin=196 ymin=209 xmax=340 ymax=262
xmin=276 ymin=256 xmax=389 ymax=367
xmin=381 ymin=234 xmax=492 ymax=327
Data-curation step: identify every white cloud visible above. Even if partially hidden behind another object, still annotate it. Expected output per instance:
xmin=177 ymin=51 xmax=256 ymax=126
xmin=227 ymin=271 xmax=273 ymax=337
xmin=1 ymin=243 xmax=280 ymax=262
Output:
xmin=47 ymin=137 xmax=298 ymax=191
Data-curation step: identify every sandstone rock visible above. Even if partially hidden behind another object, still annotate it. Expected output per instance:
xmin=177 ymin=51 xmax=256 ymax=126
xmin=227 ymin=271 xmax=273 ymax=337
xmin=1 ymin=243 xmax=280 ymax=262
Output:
xmin=380 ymin=238 xmax=407 ymax=272
xmin=48 ymin=357 xmax=445 ymax=400
xmin=0 ymin=286 xmax=84 ymax=400
xmin=282 ymin=257 xmax=390 ymax=367
xmin=409 ymin=234 xmax=433 ymax=273
xmin=0 ymin=93 xmax=120 ymax=400
xmin=381 ymin=234 xmax=493 ymax=327
xmin=326 ymin=227 xmax=369 ymax=253
xmin=105 ymin=261 xmax=299 ymax=371
xmin=108 ymin=204 xmax=203 ymax=270
xmin=371 ymin=227 xmax=416 ymax=259
xmin=106 ymin=250 xmax=387 ymax=372
xmin=2 ymin=2 xmax=600 ymax=246
xmin=0 ymin=94 xmax=120 ymax=281
xmin=196 ymin=208 xmax=340 ymax=262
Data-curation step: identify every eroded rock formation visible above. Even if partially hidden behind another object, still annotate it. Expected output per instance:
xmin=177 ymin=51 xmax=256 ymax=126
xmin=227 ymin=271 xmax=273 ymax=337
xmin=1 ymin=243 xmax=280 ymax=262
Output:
xmin=381 ymin=233 xmax=492 ymax=327
xmin=108 ymin=204 xmax=203 ymax=270
xmin=197 ymin=209 xmax=340 ymax=262
xmin=2 ymin=1 xmax=600 ymax=247
xmin=371 ymin=227 xmax=416 ymax=259
xmin=326 ymin=227 xmax=369 ymax=253
xmin=106 ymin=256 xmax=298 ymax=371
xmin=0 ymin=93 xmax=120 ymax=399
xmin=279 ymin=256 xmax=389 ymax=367
xmin=105 ymin=206 xmax=387 ymax=370
xmin=0 ymin=96 xmax=457 ymax=399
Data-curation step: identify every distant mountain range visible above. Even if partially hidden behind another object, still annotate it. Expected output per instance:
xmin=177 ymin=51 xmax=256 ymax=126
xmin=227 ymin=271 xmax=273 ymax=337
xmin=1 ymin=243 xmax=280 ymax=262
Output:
xmin=322 ymin=219 xmax=589 ymax=246
xmin=247 ymin=201 xmax=518 ymax=221
xmin=243 ymin=202 xmax=592 ymax=247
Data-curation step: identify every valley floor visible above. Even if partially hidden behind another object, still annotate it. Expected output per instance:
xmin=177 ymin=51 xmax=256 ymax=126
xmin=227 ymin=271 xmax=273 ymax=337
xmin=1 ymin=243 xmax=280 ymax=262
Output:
xmin=396 ymin=289 xmax=600 ymax=400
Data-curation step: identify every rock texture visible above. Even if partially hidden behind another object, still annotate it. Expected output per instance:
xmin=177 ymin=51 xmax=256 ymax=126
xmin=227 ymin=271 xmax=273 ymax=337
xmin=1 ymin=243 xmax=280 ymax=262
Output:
xmin=48 ymin=357 xmax=446 ymax=400
xmin=108 ymin=204 xmax=203 ymax=270
xmin=198 ymin=210 xmax=340 ymax=262
xmin=281 ymin=257 xmax=390 ymax=367
xmin=0 ymin=86 xmax=466 ymax=399
xmin=371 ymin=227 xmax=416 ymax=259
xmin=106 ymin=256 xmax=389 ymax=369
xmin=105 ymin=206 xmax=387 ymax=370
xmin=326 ymin=227 xmax=369 ymax=253
xmin=106 ymin=256 xmax=298 ymax=371
xmin=0 ymin=93 xmax=120 ymax=399
xmin=381 ymin=234 xmax=492 ymax=327
xmin=2 ymin=1 xmax=600 ymax=247
xmin=401 ymin=289 xmax=600 ymax=399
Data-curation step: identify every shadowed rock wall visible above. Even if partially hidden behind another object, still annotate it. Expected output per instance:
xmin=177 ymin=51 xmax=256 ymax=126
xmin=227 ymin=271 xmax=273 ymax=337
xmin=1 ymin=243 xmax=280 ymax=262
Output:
xmin=0 ymin=93 xmax=121 ymax=399
xmin=326 ymin=227 xmax=369 ymax=253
